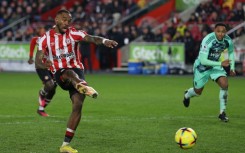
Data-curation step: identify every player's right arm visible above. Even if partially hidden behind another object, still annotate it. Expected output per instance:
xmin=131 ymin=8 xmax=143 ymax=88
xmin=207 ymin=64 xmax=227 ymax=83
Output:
xmin=37 ymin=35 xmax=52 ymax=68
xmin=28 ymin=37 xmax=38 ymax=64
xmin=198 ymin=36 xmax=230 ymax=67
xmin=199 ymin=53 xmax=230 ymax=67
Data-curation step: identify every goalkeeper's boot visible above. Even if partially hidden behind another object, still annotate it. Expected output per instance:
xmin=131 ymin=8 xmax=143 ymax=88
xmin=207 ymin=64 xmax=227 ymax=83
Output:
xmin=218 ymin=112 xmax=229 ymax=122
xmin=75 ymin=82 xmax=98 ymax=99
xmin=37 ymin=110 xmax=49 ymax=117
xmin=183 ymin=90 xmax=190 ymax=107
xmin=60 ymin=145 xmax=78 ymax=153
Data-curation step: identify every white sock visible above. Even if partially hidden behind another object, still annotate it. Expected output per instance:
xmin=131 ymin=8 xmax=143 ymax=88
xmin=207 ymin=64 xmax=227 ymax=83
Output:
xmin=219 ymin=89 xmax=228 ymax=114
xmin=39 ymin=106 xmax=44 ymax=110
xmin=185 ymin=88 xmax=198 ymax=99
xmin=62 ymin=142 xmax=69 ymax=147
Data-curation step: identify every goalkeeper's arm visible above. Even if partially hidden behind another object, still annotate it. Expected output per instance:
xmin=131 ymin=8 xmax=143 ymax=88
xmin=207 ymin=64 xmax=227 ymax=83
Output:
xmin=199 ymin=52 xmax=221 ymax=66
xmin=228 ymin=41 xmax=235 ymax=71
xmin=199 ymin=52 xmax=230 ymax=67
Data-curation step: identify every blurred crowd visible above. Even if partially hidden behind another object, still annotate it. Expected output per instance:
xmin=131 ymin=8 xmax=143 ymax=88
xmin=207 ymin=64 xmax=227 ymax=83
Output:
xmin=0 ymin=0 xmax=146 ymax=42
xmin=0 ymin=0 xmax=66 ymax=41
xmin=0 ymin=0 xmax=244 ymax=68
xmin=69 ymin=0 xmax=146 ymax=71
xmin=0 ymin=0 xmax=65 ymax=29
xmin=141 ymin=0 xmax=245 ymax=64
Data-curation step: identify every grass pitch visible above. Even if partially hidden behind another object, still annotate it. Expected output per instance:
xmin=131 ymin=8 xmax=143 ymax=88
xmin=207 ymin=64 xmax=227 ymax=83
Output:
xmin=0 ymin=72 xmax=244 ymax=153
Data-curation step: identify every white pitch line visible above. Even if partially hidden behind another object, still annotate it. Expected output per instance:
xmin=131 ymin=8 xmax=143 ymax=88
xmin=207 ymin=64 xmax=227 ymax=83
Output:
xmin=0 ymin=115 xmax=218 ymax=125
xmin=0 ymin=120 xmax=65 ymax=125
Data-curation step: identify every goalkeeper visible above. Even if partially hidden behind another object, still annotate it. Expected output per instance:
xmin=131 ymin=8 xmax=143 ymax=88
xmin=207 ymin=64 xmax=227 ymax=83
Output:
xmin=183 ymin=23 xmax=236 ymax=122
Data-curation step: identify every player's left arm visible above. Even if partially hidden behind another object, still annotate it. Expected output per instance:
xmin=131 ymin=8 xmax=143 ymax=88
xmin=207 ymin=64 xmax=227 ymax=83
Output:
xmin=228 ymin=39 xmax=236 ymax=76
xmin=83 ymin=34 xmax=118 ymax=48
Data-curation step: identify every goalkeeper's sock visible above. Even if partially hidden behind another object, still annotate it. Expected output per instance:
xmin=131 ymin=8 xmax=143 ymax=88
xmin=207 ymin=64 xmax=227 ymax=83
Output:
xmin=219 ymin=89 xmax=228 ymax=114
xmin=185 ymin=88 xmax=198 ymax=99
xmin=62 ymin=128 xmax=75 ymax=147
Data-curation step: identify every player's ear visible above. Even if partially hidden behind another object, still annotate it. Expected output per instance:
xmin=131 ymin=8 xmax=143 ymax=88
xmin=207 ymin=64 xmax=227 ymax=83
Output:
xmin=55 ymin=17 xmax=58 ymax=24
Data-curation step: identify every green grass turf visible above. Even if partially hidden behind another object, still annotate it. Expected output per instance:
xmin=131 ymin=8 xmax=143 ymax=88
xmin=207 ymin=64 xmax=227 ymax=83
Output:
xmin=0 ymin=72 xmax=245 ymax=153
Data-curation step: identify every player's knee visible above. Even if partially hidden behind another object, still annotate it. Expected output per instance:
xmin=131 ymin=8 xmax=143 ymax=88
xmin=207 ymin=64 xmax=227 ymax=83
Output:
xmin=219 ymin=81 xmax=228 ymax=90
xmin=72 ymin=99 xmax=83 ymax=112
xmin=194 ymin=88 xmax=202 ymax=96
xmin=196 ymin=92 xmax=202 ymax=96
xmin=217 ymin=77 xmax=228 ymax=89
xmin=70 ymin=93 xmax=85 ymax=110
xmin=45 ymin=80 xmax=56 ymax=92
xmin=221 ymin=84 xmax=228 ymax=90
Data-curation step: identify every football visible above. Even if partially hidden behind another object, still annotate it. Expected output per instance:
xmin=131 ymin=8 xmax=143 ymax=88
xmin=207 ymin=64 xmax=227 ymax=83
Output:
xmin=175 ymin=127 xmax=197 ymax=149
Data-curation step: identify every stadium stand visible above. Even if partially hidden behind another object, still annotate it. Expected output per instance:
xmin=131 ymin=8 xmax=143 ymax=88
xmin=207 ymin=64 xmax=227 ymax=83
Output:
xmin=0 ymin=0 xmax=244 ymax=72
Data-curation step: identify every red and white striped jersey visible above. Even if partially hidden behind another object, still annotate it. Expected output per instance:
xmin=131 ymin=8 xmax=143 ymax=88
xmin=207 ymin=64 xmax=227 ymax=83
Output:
xmin=38 ymin=27 xmax=87 ymax=73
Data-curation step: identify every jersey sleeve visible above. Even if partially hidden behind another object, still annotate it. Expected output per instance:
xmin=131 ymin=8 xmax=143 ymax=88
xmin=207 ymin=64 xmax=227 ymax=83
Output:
xmin=198 ymin=37 xmax=222 ymax=66
xmin=70 ymin=27 xmax=88 ymax=41
xmin=29 ymin=37 xmax=38 ymax=58
xmin=78 ymin=30 xmax=88 ymax=37
xmin=38 ymin=35 xmax=47 ymax=53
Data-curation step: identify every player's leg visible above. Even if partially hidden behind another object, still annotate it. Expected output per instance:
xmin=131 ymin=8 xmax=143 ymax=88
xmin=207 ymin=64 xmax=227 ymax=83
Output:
xmin=60 ymin=91 xmax=85 ymax=153
xmin=42 ymin=79 xmax=57 ymax=107
xmin=216 ymin=76 xmax=229 ymax=122
xmin=54 ymin=68 xmax=86 ymax=153
xmin=36 ymin=69 xmax=57 ymax=117
xmin=183 ymin=63 xmax=209 ymax=107
xmin=217 ymin=76 xmax=228 ymax=113
xmin=211 ymin=68 xmax=229 ymax=122
xmin=60 ymin=68 xmax=98 ymax=98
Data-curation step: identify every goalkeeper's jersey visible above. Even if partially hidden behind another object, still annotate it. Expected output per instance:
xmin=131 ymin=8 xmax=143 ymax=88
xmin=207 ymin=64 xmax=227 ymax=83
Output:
xmin=195 ymin=32 xmax=235 ymax=71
